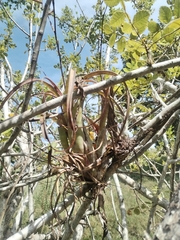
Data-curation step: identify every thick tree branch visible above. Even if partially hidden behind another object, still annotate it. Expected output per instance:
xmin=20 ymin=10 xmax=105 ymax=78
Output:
xmin=0 ymin=0 xmax=53 ymax=156
xmin=154 ymin=183 xmax=180 ymax=240
xmin=6 ymin=183 xmax=93 ymax=240
xmin=1 ymin=57 xmax=180 ymax=135
xmin=62 ymin=192 xmax=92 ymax=240
xmin=101 ymin=111 xmax=179 ymax=185
xmin=124 ymin=111 xmax=179 ymax=166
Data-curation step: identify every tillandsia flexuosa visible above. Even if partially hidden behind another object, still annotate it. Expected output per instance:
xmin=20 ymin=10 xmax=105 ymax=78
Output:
xmin=0 ymin=69 xmax=133 ymax=182
xmin=0 ymin=67 xmax=132 ymax=182
xmin=56 ymin=69 xmax=132 ymax=182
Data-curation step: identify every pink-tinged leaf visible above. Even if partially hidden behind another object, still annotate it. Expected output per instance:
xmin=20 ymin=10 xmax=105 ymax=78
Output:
xmin=0 ymin=78 xmax=62 ymax=110
xmin=66 ymin=69 xmax=76 ymax=133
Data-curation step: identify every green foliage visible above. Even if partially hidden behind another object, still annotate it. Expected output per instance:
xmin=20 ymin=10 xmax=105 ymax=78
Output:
xmin=133 ymin=10 xmax=150 ymax=34
xmin=45 ymin=36 xmax=56 ymax=50
xmin=121 ymin=22 xmax=132 ymax=34
xmin=117 ymin=36 xmax=126 ymax=52
xmin=163 ymin=18 xmax=180 ymax=42
xmin=0 ymin=8 xmax=16 ymax=57
xmin=110 ymin=10 xmax=126 ymax=27
xmin=109 ymin=32 xmax=116 ymax=47
xmin=131 ymin=0 xmax=155 ymax=11
xmin=0 ymin=128 xmax=13 ymax=142
xmin=159 ymin=6 xmax=172 ymax=24
xmin=174 ymin=0 xmax=180 ymax=18
xmin=166 ymin=126 xmax=175 ymax=147
xmin=148 ymin=21 xmax=160 ymax=33
xmin=3 ymin=0 xmax=26 ymax=10
xmin=103 ymin=23 xmax=114 ymax=34
xmin=101 ymin=0 xmax=180 ymax=101
xmin=104 ymin=0 xmax=120 ymax=7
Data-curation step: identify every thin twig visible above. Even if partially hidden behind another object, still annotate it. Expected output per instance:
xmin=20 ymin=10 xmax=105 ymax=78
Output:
xmin=0 ymin=2 xmax=30 ymax=37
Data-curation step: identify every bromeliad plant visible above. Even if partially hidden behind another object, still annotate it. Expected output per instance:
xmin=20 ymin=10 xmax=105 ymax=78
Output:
xmin=52 ymin=69 xmax=136 ymax=183
xmin=1 ymin=69 xmax=135 ymax=184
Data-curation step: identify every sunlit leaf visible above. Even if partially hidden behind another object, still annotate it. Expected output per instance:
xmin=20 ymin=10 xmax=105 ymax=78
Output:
xmin=174 ymin=0 xmax=180 ymax=18
xmin=117 ymin=36 xmax=126 ymax=52
xmin=109 ymin=33 xmax=116 ymax=47
xmin=121 ymin=22 xmax=132 ymax=34
xmin=110 ymin=10 xmax=126 ymax=27
xmin=130 ymin=31 xmax=138 ymax=37
xmin=163 ymin=27 xmax=176 ymax=43
xmin=104 ymin=0 xmax=120 ymax=7
xmin=1 ymin=128 xmax=13 ymax=142
xmin=8 ymin=112 xmax=15 ymax=117
xmin=132 ymin=51 xmax=139 ymax=60
xmin=135 ymin=102 xmax=150 ymax=112
xmin=148 ymin=21 xmax=160 ymax=33
xmin=159 ymin=6 xmax=172 ymax=24
xmin=126 ymin=40 xmax=145 ymax=53
xmin=126 ymin=62 xmax=132 ymax=68
xmin=163 ymin=18 xmax=180 ymax=42
xmin=152 ymin=31 xmax=161 ymax=42
xmin=104 ymin=23 xmax=114 ymax=34
xmin=133 ymin=10 xmax=150 ymax=34
xmin=165 ymin=18 xmax=180 ymax=29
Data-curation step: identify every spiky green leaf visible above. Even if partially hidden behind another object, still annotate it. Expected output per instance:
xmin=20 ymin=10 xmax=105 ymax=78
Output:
xmin=58 ymin=127 xmax=69 ymax=150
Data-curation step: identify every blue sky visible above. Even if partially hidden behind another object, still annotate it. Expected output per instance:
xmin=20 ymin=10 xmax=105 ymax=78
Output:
xmin=6 ymin=0 xmax=97 ymax=80
xmin=5 ymin=0 xmax=167 ymax=82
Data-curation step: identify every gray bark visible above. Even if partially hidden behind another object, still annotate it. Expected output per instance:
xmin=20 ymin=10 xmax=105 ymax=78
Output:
xmin=1 ymin=57 xmax=180 ymax=135
xmin=113 ymin=173 xmax=128 ymax=240
xmin=0 ymin=188 xmax=22 ymax=238
xmin=6 ymin=184 xmax=91 ymax=240
xmin=62 ymin=194 xmax=92 ymax=240
xmin=154 ymin=183 xmax=180 ymax=240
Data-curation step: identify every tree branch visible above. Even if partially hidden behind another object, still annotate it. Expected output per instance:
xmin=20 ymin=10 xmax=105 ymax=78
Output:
xmin=1 ymin=57 xmax=180 ymax=135
xmin=0 ymin=0 xmax=52 ymax=156
xmin=0 ymin=2 xmax=30 ymax=37
xmin=62 ymin=192 xmax=92 ymax=240
xmin=154 ymin=183 xmax=180 ymax=240
xmin=6 ymin=183 xmax=93 ymax=240
xmin=117 ymin=173 xmax=169 ymax=209
xmin=113 ymin=173 xmax=129 ymax=240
